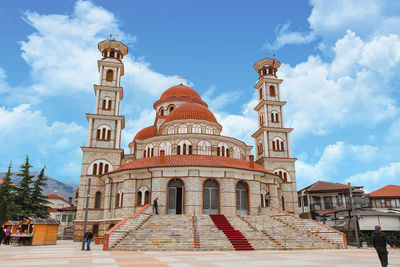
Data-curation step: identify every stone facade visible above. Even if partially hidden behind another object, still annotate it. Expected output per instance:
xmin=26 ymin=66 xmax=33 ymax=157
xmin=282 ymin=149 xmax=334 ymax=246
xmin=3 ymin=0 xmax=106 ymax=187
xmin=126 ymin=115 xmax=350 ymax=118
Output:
xmin=74 ymin=40 xmax=297 ymax=242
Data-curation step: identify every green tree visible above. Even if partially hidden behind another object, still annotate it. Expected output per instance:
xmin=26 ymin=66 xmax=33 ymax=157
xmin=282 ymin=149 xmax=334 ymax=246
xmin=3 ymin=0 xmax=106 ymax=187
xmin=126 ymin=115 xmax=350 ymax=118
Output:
xmin=0 ymin=162 xmax=21 ymax=222
xmin=16 ymin=155 xmax=35 ymax=219
xmin=31 ymin=167 xmax=50 ymax=218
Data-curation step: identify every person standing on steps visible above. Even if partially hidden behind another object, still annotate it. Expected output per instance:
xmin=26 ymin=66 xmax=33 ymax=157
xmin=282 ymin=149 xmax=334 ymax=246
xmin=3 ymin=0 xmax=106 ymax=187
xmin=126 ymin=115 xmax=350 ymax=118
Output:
xmin=153 ymin=197 xmax=159 ymax=215
xmin=371 ymin=225 xmax=394 ymax=267
xmin=84 ymin=229 xmax=93 ymax=251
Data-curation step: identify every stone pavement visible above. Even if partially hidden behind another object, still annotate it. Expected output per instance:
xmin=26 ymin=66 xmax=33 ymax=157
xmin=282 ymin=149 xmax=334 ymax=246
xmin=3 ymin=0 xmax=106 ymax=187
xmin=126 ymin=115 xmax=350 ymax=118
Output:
xmin=0 ymin=240 xmax=399 ymax=267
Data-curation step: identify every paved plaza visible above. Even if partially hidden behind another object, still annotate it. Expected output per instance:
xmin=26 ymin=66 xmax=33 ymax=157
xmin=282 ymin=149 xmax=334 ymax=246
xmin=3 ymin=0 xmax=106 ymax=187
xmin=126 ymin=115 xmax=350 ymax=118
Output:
xmin=0 ymin=241 xmax=399 ymax=266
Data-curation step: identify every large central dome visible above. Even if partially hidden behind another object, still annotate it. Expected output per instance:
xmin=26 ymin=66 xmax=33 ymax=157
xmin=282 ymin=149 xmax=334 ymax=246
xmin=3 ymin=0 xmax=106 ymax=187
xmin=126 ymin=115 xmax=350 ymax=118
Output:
xmin=153 ymin=84 xmax=207 ymax=108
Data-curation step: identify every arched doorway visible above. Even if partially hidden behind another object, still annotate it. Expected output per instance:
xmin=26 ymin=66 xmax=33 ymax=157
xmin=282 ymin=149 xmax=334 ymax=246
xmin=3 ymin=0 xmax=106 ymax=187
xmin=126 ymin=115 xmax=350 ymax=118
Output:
xmin=236 ymin=181 xmax=248 ymax=215
xmin=168 ymin=179 xmax=184 ymax=214
xmin=203 ymin=179 xmax=219 ymax=214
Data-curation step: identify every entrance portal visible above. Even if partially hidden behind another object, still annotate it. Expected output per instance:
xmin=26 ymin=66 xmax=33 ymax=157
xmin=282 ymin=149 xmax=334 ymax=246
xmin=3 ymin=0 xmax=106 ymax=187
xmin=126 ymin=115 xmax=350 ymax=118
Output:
xmin=203 ymin=179 xmax=219 ymax=214
xmin=236 ymin=181 xmax=248 ymax=215
xmin=168 ymin=179 xmax=184 ymax=214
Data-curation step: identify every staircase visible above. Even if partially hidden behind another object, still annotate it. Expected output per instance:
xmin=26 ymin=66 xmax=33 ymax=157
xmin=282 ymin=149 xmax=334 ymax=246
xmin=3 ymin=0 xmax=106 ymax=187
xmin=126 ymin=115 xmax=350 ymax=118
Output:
xmin=209 ymin=214 xmax=254 ymax=251
xmin=113 ymin=215 xmax=195 ymax=251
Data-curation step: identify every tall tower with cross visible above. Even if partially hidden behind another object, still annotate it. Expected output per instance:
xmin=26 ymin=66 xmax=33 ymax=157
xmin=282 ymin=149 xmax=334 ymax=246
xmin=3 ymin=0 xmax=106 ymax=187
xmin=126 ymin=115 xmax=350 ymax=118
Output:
xmin=251 ymin=57 xmax=298 ymax=213
xmin=75 ymin=39 xmax=128 ymax=240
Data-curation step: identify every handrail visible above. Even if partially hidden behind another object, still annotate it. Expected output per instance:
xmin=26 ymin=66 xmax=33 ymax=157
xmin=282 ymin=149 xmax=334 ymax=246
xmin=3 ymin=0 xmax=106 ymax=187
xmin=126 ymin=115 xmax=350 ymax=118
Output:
xmin=103 ymin=204 xmax=151 ymax=250
xmin=270 ymin=206 xmax=347 ymax=249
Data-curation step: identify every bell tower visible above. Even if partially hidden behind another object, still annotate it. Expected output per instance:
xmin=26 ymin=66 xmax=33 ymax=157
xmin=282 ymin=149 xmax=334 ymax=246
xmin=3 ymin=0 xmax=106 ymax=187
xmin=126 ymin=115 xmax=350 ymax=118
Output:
xmin=251 ymin=57 xmax=298 ymax=213
xmin=75 ymin=39 xmax=128 ymax=241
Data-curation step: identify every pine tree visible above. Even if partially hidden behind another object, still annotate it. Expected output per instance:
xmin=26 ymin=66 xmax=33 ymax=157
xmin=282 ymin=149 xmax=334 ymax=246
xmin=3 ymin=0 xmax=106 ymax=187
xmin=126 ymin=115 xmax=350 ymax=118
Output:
xmin=0 ymin=162 xmax=17 ymax=223
xmin=31 ymin=167 xmax=50 ymax=218
xmin=16 ymin=155 xmax=35 ymax=219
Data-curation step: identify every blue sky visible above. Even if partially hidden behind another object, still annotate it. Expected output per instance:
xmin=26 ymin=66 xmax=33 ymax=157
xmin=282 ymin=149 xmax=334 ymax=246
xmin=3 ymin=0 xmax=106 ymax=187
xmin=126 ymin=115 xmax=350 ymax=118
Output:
xmin=1 ymin=0 xmax=399 ymax=192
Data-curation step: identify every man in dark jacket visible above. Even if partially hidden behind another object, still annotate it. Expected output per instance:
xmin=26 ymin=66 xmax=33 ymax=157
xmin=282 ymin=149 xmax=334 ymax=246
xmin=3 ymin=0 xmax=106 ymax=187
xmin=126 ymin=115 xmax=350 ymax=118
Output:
xmin=84 ymin=229 xmax=94 ymax=251
xmin=371 ymin=225 xmax=394 ymax=267
xmin=153 ymin=197 xmax=159 ymax=215
xmin=0 ymin=226 xmax=4 ymax=245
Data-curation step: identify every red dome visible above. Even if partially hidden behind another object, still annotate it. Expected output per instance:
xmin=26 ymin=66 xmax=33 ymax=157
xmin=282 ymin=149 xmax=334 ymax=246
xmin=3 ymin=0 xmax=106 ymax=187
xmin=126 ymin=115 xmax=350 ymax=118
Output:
xmin=161 ymin=84 xmax=201 ymax=100
xmin=133 ymin=125 xmax=157 ymax=141
xmin=153 ymin=84 xmax=207 ymax=109
xmin=165 ymin=103 xmax=218 ymax=124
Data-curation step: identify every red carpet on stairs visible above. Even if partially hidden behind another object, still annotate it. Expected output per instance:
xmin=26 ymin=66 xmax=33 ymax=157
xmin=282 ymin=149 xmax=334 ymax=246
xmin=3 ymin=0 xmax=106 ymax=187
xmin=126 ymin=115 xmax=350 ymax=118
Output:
xmin=210 ymin=215 xmax=254 ymax=251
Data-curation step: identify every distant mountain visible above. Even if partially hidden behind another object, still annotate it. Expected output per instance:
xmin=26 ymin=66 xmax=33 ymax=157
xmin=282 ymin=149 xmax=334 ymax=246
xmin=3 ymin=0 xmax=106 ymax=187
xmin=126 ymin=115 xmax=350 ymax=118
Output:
xmin=0 ymin=172 xmax=76 ymax=202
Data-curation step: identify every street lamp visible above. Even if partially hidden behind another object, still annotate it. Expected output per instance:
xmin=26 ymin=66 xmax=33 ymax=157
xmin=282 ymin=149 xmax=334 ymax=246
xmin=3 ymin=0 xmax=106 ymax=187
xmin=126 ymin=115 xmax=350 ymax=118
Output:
xmin=81 ymin=178 xmax=91 ymax=250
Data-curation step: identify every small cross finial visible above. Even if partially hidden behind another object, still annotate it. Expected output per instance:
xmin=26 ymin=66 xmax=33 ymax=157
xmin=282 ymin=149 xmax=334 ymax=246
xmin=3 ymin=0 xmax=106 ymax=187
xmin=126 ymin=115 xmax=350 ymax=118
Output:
xmin=177 ymin=75 xmax=186 ymax=84
xmin=109 ymin=34 xmax=119 ymax=40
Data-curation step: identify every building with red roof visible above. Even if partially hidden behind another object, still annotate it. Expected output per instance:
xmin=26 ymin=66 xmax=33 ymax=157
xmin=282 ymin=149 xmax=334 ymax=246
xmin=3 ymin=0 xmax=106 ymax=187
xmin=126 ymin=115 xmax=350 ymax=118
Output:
xmin=369 ymin=185 xmax=400 ymax=209
xmin=75 ymin=40 xmax=298 ymax=242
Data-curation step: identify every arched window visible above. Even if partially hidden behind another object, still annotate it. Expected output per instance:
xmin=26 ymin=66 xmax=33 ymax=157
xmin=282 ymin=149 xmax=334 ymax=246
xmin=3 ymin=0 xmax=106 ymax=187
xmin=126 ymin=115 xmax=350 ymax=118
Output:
xmin=137 ymin=191 xmax=142 ymax=206
xmin=92 ymin=164 xmax=97 ymax=175
xmin=178 ymin=125 xmax=187 ymax=134
xmin=189 ymin=145 xmax=193 ymax=155
xmin=281 ymin=141 xmax=284 ymax=151
xmin=159 ymin=141 xmax=172 ymax=155
xmin=92 ymin=224 xmax=99 ymax=235
xmin=177 ymin=146 xmax=181 ymax=155
xmin=192 ymin=124 xmax=201 ymax=133
xmin=143 ymin=150 xmax=147 ymax=158
xmin=272 ymin=141 xmax=276 ymax=151
xmin=102 ymin=99 xmax=107 ymax=109
xmin=99 ymin=163 xmax=103 ymax=175
xmin=104 ymin=164 xmax=109 ymax=174
xmin=115 ymin=193 xmax=120 ymax=208
xmin=102 ymin=128 xmax=106 ymax=140
xmin=271 ymin=111 xmax=279 ymax=123
xmin=169 ymin=105 xmax=175 ymax=112
xmin=107 ymin=130 xmax=111 ymax=140
xmin=269 ymin=86 xmax=276 ymax=97
xmin=217 ymin=147 xmax=220 ymax=156
xmin=159 ymin=108 xmax=164 ymax=116
xmin=106 ymin=69 xmax=113 ymax=82
xmin=259 ymin=88 xmax=263 ymax=100
xmin=275 ymin=113 xmax=279 ymax=122
xmin=168 ymin=126 xmax=174 ymax=134
xmin=94 ymin=191 xmax=101 ymax=209
xmin=183 ymin=144 xmax=187 ymax=155
xmin=144 ymin=191 xmax=150 ymax=204
xmin=226 ymin=148 xmax=230 ymax=157
xmin=120 ymin=192 xmax=124 ymax=207
xmin=260 ymin=114 xmax=264 ymax=126
xmin=107 ymin=99 xmax=112 ymax=110
xmin=205 ymin=126 xmax=213 ymax=134
xmin=96 ymin=129 xmax=101 ymax=140
xmin=110 ymin=50 xmax=115 ymax=57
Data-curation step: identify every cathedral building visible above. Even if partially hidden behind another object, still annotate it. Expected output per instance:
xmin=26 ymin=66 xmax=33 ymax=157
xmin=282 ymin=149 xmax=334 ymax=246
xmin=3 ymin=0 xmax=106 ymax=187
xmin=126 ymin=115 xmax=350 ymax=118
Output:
xmin=74 ymin=40 xmax=298 ymax=241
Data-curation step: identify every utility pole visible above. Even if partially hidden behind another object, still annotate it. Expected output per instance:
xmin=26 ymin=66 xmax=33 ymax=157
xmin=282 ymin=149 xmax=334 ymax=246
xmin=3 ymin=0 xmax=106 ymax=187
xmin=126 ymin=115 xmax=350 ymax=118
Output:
xmin=349 ymin=185 xmax=360 ymax=248
xmin=81 ymin=178 xmax=91 ymax=250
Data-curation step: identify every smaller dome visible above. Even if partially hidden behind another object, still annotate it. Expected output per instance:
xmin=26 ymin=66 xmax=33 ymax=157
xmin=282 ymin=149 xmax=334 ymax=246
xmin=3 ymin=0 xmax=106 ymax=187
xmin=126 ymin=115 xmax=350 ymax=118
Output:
xmin=153 ymin=84 xmax=207 ymax=109
xmin=165 ymin=103 xmax=218 ymax=124
xmin=133 ymin=125 xmax=157 ymax=141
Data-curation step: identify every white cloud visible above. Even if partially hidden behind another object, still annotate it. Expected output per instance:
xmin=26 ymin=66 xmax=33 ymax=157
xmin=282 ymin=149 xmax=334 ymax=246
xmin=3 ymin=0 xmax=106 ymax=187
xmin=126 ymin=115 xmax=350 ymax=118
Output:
xmin=264 ymin=22 xmax=316 ymax=51
xmin=0 ymin=104 xmax=86 ymax=184
xmin=279 ymin=30 xmax=399 ymax=136
xmin=18 ymin=0 xmax=181 ymax=99
xmin=201 ymin=86 xmax=241 ymax=111
xmin=265 ymin=1 xmax=400 ymax=51
xmin=296 ymin=141 xmax=379 ymax=187
xmin=346 ymin=162 xmax=400 ymax=193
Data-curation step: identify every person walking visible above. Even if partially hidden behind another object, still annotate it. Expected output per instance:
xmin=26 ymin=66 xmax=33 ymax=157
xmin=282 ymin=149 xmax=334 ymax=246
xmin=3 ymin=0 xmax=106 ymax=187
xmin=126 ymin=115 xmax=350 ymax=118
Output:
xmin=84 ymin=229 xmax=93 ymax=251
xmin=5 ymin=227 xmax=11 ymax=245
xmin=153 ymin=197 xmax=159 ymax=215
xmin=0 ymin=226 xmax=4 ymax=245
xmin=371 ymin=225 xmax=394 ymax=267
